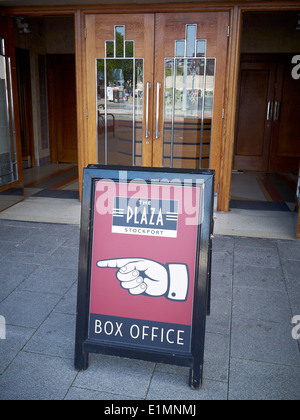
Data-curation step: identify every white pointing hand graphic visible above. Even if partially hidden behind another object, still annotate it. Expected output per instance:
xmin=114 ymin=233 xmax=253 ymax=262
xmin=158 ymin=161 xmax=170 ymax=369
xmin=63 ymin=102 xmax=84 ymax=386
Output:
xmin=96 ymin=258 xmax=189 ymax=301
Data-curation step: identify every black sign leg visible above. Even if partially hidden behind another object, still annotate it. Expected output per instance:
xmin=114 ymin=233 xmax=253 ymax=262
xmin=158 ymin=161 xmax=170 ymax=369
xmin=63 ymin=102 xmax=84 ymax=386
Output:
xmin=206 ymin=246 xmax=212 ymax=316
xmin=74 ymin=346 xmax=89 ymax=371
xmin=206 ymin=216 xmax=214 ymax=316
xmin=189 ymin=364 xmax=203 ymax=389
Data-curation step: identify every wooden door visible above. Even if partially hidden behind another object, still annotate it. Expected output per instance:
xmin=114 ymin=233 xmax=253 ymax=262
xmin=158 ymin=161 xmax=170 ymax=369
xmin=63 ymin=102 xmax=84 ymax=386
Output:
xmin=233 ymin=61 xmax=276 ymax=171
xmin=269 ymin=58 xmax=300 ymax=173
xmin=85 ymin=13 xmax=155 ymax=167
xmin=84 ymin=12 xmax=229 ymax=183
xmin=153 ymin=12 xmax=229 ymax=177
xmin=47 ymin=54 xmax=78 ymax=163
xmin=234 ymin=55 xmax=300 ymax=173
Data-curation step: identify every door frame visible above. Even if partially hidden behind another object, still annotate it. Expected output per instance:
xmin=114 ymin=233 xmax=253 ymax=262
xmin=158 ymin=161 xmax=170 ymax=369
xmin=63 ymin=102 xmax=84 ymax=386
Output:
xmin=2 ymin=1 xmax=299 ymax=212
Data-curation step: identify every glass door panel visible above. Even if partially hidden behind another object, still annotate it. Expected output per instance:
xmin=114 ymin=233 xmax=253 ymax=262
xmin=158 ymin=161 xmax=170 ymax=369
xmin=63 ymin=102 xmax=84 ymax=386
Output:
xmin=163 ymin=57 xmax=215 ymax=169
xmin=0 ymin=36 xmax=23 ymax=211
xmin=159 ymin=23 xmax=216 ymax=170
xmin=0 ymin=39 xmax=18 ymax=187
xmin=97 ymin=55 xmax=144 ymax=166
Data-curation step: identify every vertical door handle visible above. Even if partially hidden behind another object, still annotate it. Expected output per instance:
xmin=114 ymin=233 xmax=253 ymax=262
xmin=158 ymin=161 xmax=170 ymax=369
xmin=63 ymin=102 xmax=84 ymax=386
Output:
xmin=145 ymin=82 xmax=151 ymax=138
xmin=267 ymin=101 xmax=273 ymax=121
xmin=155 ymin=82 xmax=161 ymax=139
xmin=274 ymin=101 xmax=280 ymax=121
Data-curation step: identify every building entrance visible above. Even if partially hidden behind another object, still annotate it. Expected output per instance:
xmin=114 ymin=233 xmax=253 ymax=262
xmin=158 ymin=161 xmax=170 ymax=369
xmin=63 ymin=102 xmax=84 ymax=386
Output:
xmin=84 ymin=12 xmax=229 ymax=198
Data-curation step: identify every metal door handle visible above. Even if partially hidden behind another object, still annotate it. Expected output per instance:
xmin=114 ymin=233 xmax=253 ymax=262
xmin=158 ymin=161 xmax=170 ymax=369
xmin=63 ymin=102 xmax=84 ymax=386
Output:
xmin=145 ymin=82 xmax=151 ymax=138
xmin=267 ymin=100 xmax=273 ymax=121
xmin=155 ymin=82 xmax=161 ymax=139
xmin=274 ymin=101 xmax=280 ymax=121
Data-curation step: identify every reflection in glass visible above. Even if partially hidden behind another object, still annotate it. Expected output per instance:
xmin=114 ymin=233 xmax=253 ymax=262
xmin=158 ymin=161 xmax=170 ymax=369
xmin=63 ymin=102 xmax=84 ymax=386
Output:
xmin=163 ymin=57 xmax=215 ymax=169
xmin=196 ymin=40 xmax=206 ymax=57
xmin=163 ymin=25 xmax=215 ymax=169
xmin=0 ymin=38 xmax=23 ymax=211
xmin=97 ymin=58 xmax=143 ymax=166
xmin=97 ymin=26 xmax=143 ymax=166
xmin=175 ymin=40 xmax=185 ymax=58
xmin=0 ymin=43 xmax=18 ymax=188
xmin=115 ymin=26 xmax=124 ymax=58
xmin=125 ymin=41 xmax=134 ymax=58
xmin=186 ymin=25 xmax=197 ymax=57
xmin=105 ymin=41 xmax=114 ymax=58
xmin=1 ymin=38 xmax=5 ymax=55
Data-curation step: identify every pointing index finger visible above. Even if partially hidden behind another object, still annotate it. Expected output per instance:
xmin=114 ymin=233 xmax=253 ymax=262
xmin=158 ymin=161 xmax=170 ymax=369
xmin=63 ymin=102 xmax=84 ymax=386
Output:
xmin=96 ymin=258 xmax=144 ymax=269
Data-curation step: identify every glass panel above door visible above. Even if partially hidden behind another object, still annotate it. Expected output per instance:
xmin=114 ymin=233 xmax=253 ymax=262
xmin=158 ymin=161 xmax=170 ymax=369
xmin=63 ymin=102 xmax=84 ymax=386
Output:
xmin=97 ymin=26 xmax=144 ymax=166
xmin=162 ymin=25 xmax=216 ymax=169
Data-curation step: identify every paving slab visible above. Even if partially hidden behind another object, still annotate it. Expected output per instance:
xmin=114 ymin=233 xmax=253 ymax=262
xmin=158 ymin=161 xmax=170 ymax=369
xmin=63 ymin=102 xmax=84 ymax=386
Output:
xmin=0 ymin=351 xmax=77 ymax=400
xmin=23 ymin=312 xmax=76 ymax=359
xmin=0 ymin=325 xmax=35 ymax=374
xmin=0 ymin=290 xmax=61 ymax=328
xmin=0 ymin=261 xmax=38 ymax=301
xmin=17 ymin=266 xmax=77 ymax=296
xmin=228 ymin=358 xmax=300 ymax=400
xmin=73 ymin=353 xmax=155 ymax=399
xmin=146 ymin=371 xmax=228 ymax=400
xmin=231 ymin=317 xmax=300 ymax=366
xmin=233 ymin=264 xmax=285 ymax=291
xmin=232 ymin=287 xmax=292 ymax=323
xmin=234 ymin=245 xmax=280 ymax=268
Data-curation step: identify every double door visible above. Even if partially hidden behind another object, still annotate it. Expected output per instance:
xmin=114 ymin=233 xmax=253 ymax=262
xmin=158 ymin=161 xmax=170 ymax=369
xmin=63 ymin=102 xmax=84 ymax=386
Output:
xmin=85 ymin=12 xmax=229 ymax=178
xmin=233 ymin=54 xmax=300 ymax=173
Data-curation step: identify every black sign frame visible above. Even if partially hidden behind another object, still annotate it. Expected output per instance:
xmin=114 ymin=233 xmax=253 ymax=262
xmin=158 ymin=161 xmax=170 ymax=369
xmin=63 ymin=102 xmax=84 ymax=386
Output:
xmin=74 ymin=165 xmax=214 ymax=389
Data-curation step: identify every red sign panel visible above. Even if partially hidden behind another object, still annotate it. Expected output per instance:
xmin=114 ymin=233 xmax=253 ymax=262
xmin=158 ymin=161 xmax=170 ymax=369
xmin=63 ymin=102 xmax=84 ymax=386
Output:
xmin=88 ymin=180 xmax=202 ymax=353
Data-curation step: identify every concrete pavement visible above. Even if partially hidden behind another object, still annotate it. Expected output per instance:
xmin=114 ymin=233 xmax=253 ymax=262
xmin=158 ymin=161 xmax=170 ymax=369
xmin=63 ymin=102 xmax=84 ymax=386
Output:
xmin=0 ymin=219 xmax=299 ymax=400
